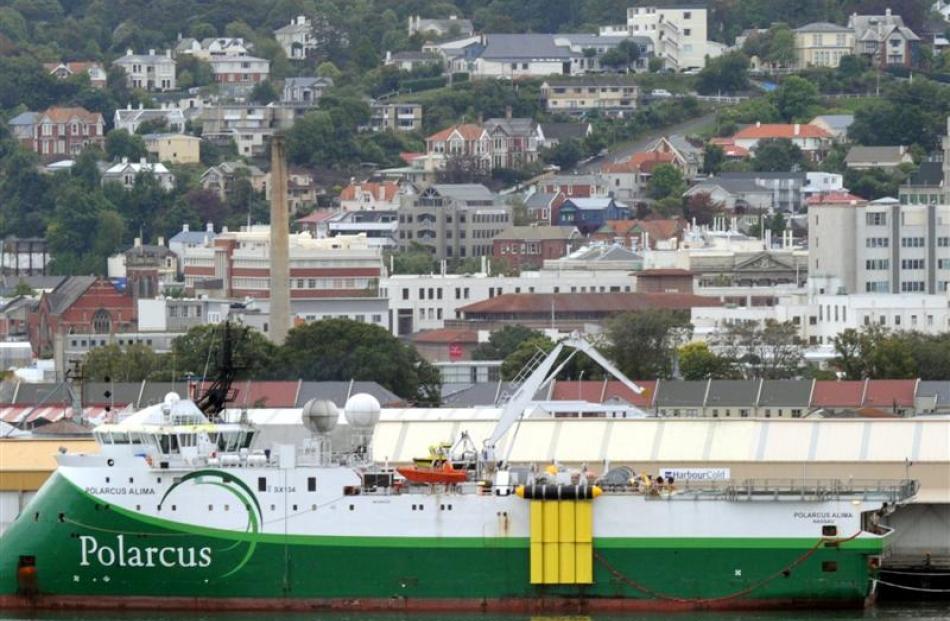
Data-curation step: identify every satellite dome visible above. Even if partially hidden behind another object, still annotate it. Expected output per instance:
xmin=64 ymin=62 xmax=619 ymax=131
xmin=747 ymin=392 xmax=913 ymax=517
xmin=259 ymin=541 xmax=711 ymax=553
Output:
xmin=301 ymin=399 xmax=339 ymax=434
xmin=163 ymin=392 xmax=181 ymax=406
xmin=344 ymin=393 xmax=381 ymax=429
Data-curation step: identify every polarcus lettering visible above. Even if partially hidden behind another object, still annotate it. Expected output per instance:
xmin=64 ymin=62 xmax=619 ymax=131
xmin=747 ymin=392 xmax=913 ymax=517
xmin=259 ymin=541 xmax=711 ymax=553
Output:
xmin=79 ymin=535 xmax=212 ymax=569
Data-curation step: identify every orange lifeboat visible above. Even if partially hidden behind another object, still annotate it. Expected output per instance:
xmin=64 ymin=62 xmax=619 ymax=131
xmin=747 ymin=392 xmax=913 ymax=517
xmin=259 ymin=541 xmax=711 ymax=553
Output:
xmin=397 ymin=461 xmax=468 ymax=485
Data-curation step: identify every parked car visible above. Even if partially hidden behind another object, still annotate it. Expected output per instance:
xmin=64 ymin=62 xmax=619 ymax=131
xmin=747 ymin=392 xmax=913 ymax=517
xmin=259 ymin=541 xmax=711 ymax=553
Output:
xmin=650 ymin=88 xmax=673 ymax=98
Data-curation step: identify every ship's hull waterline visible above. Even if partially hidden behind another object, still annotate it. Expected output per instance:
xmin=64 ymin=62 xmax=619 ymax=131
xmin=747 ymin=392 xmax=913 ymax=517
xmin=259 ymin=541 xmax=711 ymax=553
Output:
xmin=0 ymin=472 xmax=884 ymax=612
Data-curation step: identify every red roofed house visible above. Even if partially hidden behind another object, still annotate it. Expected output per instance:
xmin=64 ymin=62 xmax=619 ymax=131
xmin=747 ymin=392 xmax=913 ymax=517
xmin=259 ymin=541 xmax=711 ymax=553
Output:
xmin=732 ymin=122 xmax=832 ymax=161
xmin=23 ymin=106 xmax=106 ymax=162
xmin=491 ymin=226 xmax=579 ymax=270
xmin=592 ymin=218 xmax=686 ymax=250
xmin=810 ymin=379 xmax=916 ymax=417
xmin=549 ymin=379 xmax=656 ymax=409
xmin=425 ymin=123 xmax=489 ymax=169
xmin=709 ymin=137 xmax=751 ymax=160
xmin=43 ymin=61 xmax=107 ymax=88
xmin=600 ymin=151 xmax=677 ymax=200
xmin=339 ymin=180 xmax=403 ymax=211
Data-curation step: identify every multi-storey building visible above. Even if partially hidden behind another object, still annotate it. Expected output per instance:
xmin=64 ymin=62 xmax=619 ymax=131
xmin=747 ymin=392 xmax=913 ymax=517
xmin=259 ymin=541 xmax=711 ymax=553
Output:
xmin=275 ymin=16 xmax=317 ymax=60
xmin=208 ymin=55 xmax=270 ymax=87
xmin=174 ymin=37 xmax=251 ymax=61
xmin=19 ymin=107 xmax=105 ymax=161
xmin=282 ymin=77 xmax=333 ymax=107
xmin=601 ymin=5 xmax=722 ymax=70
xmin=483 ymin=114 xmax=540 ymax=169
xmin=199 ymin=104 xmax=295 ymax=157
xmin=848 ymin=9 xmax=920 ymax=68
xmin=369 ymin=102 xmax=423 ymax=132
xmin=540 ymin=76 xmax=640 ymax=118
xmin=114 ymin=105 xmax=186 ymax=134
xmin=396 ymin=184 xmax=511 ymax=261
xmin=792 ymin=22 xmax=855 ymax=69
xmin=180 ymin=226 xmax=383 ymax=301
xmin=112 ymin=49 xmax=176 ymax=91
xmin=808 ymin=194 xmax=950 ymax=294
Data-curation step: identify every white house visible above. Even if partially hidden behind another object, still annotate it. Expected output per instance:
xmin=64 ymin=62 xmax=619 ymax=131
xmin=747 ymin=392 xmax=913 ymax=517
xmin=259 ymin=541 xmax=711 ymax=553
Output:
xmin=600 ymin=5 xmax=725 ymax=70
xmin=101 ymin=158 xmax=175 ymax=191
xmin=275 ymin=16 xmax=316 ymax=60
xmin=113 ymin=104 xmax=186 ymax=134
xmin=112 ymin=49 xmax=176 ymax=91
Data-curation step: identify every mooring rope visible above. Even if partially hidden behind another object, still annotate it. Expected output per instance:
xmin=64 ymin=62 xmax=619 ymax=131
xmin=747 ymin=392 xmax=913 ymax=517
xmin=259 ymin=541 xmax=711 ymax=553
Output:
xmin=873 ymin=579 xmax=950 ymax=594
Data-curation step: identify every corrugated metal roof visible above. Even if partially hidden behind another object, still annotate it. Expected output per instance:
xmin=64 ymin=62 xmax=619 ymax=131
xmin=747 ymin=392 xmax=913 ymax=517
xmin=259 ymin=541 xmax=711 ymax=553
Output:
xmin=758 ymin=380 xmax=813 ymax=407
xmin=459 ymin=292 xmax=719 ymax=315
xmin=705 ymin=380 xmax=760 ymax=408
xmin=654 ymin=380 xmax=708 ymax=407
xmin=812 ymin=381 xmax=864 ymax=407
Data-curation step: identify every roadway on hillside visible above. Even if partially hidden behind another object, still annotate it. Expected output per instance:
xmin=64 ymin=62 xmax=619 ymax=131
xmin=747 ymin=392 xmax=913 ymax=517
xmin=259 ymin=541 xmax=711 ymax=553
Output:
xmin=577 ymin=110 xmax=719 ymax=174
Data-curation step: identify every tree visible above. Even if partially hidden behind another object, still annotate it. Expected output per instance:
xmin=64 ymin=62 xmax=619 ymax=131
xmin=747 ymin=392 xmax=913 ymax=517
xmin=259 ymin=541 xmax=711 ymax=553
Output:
xmin=752 ymin=138 xmax=805 ymax=172
xmin=437 ymin=154 xmax=490 ymax=184
xmin=605 ymin=310 xmax=692 ymax=380
xmin=279 ymin=319 xmax=441 ymax=405
xmin=765 ymin=25 xmax=796 ymax=67
xmin=772 ymin=75 xmax=819 ymax=122
xmin=105 ymin=129 xmax=146 ymax=161
xmin=250 ymin=80 xmax=279 ymax=104
xmin=83 ymin=343 xmax=170 ymax=382
xmin=702 ymin=143 xmax=725 ymax=175
xmin=386 ymin=243 xmax=438 ymax=275
xmin=12 ymin=279 xmax=34 ymax=296
xmin=684 ymin=192 xmax=724 ymax=226
xmin=134 ymin=118 xmax=168 ymax=135
xmin=678 ymin=342 xmax=738 ymax=380
xmin=170 ymin=324 xmax=279 ymax=381
xmin=317 ymin=61 xmax=342 ymax=81
xmin=831 ymin=326 xmax=917 ymax=380
xmin=543 ymin=139 xmax=584 ymax=170
xmin=715 ymin=320 xmax=803 ymax=379
xmin=472 ymin=325 xmax=543 ymax=361
xmin=696 ymin=52 xmax=749 ymax=95
xmin=647 ymin=163 xmax=685 ymax=200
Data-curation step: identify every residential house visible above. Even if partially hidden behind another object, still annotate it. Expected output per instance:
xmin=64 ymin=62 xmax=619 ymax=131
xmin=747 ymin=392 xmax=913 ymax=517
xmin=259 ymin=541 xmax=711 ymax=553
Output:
xmin=22 ymin=107 xmax=105 ymax=162
xmin=524 ymin=191 xmax=565 ymax=225
xmin=397 ymin=184 xmax=511 ymax=260
xmin=601 ymin=151 xmax=677 ymax=201
xmin=425 ymin=123 xmax=488 ymax=168
xmin=809 ymin=114 xmax=854 ymax=141
xmin=470 ymin=34 xmax=576 ymax=79
xmin=114 ymin=105 xmax=186 ymax=134
xmin=848 ymin=9 xmax=920 ymax=67
xmin=554 ymin=33 xmax=654 ymax=73
xmin=199 ymin=104 xmax=295 ymax=157
xmin=844 ymin=145 xmax=914 ymax=171
xmin=339 ymin=180 xmax=403 ymax=211
xmin=287 ymin=168 xmax=322 ymax=212
xmin=201 ymin=161 xmax=268 ymax=201
xmin=208 ymin=55 xmax=270 ymax=89
xmin=717 ymin=172 xmax=808 ymax=213
xmin=384 ymin=51 xmax=443 ymax=72
xmin=142 ymin=133 xmax=200 ymax=164
xmin=8 ymin=112 xmax=38 ymax=143
xmin=408 ymin=15 xmax=474 ymax=38
xmin=308 ymin=210 xmax=399 ymax=249
xmin=491 ymin=226 xmax=579 ymax=270
xmin=683 ymin=177 xmax=773 ymax=214
xmin=281 ymin=77 xmax=333 ymax=106
xmin=275 ymin=16 xmax=317 ymax=60
xmin=175 ymin=37 xmax=251 ymax=60
xmin=369 ymin=101 xmax=423 ymax=132
xmin=731 ymin=122 xmax=833 ymax=162
xmin=708 ymin=137 xmax=751 ymax=161
xmin=101 ymin=158 xmax=175 ymax=191
xmin=556 ymin=197 xmax=632 ymax=233
xmin=792 ymin=22 xmax=855 ymax=69
xmin=168 ymin=224 xmax=216 ymax=276
xmin=537 ymin=122 xmax=591 ymax=148
xmin=43 ymin=61 xmax=107 ymax=88
xmin=643 ymin=135 xmax=705 ymax=178
xmin=112 ymin=49 xmax=176 ymax=91
xmin=591 ymin=218 xmax=687 ymax=250
xmin=538 ymin=174 xmax=610 ymax=199
xmin=898 ymin=160 xmax=943 ymax=206
xmin=540 ymin=76 xmax=640 ymax=118
xmin=600 ymin=5 xmax=725 ymax=70
xmin=483 ymin=113 xmax=541 ymax=169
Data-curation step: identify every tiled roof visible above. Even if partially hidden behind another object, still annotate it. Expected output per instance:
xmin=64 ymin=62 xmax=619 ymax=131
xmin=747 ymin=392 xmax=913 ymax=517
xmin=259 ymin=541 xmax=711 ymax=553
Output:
xmin=40 ymin=106 xmax=103 ymax=125
xmin=811 ymin=380 xmax=864 ymax=408
xmin=733 ymin=124 xmax=831 ymax=140
xmin=863 ymin=379 xmax=916 ymax=408
xmin=427 ymin=123 xmax=485 ymax=142
xmin=550 ymin=379 xmax=656 ymax=408
xmin=493 ymin=226 xmax=576 ymax=241
xmin=340 ymin=181 xmax=400 ymax=202
xmin=459 ymin=292 xmax=720 ymax=315
xmin=806 ymin=192 xmax=866 ymax=205
xmin=480 ymin=34 xmax=577 ymax=60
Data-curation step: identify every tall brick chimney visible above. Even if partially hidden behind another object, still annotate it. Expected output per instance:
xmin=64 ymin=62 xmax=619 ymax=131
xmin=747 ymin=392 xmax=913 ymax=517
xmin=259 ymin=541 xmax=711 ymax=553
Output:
xmin=269 ymin=135 xmax=291 ymax=344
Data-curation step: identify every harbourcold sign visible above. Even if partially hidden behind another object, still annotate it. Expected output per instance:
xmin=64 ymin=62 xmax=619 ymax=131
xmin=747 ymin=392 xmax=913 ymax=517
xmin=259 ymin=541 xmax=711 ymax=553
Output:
xmin=660 ymin=467 xmax=731 ymax=481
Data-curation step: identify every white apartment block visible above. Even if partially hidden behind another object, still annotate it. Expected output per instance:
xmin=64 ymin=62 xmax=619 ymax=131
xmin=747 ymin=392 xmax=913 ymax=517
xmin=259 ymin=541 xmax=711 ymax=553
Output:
xmin=602 ymin=5 xmax=721 ymax=70
xmin=809 ymin=196 xmax=950 ymax=295
xmin=113 ymin=49 xmax=176 ymax=91
xmin=381 ymin=269 xmax=636 ymax=336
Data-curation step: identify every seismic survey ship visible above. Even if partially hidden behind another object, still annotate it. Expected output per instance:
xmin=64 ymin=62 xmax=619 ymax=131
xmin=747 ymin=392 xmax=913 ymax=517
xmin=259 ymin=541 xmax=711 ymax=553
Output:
xmin=0 ymin=338 xmax=917 ymax=612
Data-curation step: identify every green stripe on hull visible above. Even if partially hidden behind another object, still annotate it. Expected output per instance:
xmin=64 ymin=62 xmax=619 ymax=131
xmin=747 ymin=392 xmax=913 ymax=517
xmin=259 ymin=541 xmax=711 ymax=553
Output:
xmin=0 ymin=473 xmax=879 ymax=603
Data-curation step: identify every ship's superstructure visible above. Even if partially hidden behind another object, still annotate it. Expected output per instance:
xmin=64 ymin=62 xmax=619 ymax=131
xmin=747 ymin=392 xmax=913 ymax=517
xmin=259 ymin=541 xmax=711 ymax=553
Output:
xmin=0 ymin=338 xmax=918 ymax=611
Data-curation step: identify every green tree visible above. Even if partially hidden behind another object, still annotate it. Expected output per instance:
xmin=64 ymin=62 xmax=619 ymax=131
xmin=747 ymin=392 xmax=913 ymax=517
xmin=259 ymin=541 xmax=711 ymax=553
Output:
xmin=702 ymin=143 xmax=724 ymax=175
xmin=772 ymin=75 xmax=820 ymax=122
xmin=12 ymin=279 xmax=34 ymax=297
xmin=678 ymin=341 xmax=738 ymax=380
xmin=765 ymin=25 xmax=796 ymax=67
xmin=752 ymin=138 xmax=805 ymax=172
xmin=386 ymin=243 xmax=438 ymax=275
xmin=832 ymin=326 xmax=918 ymax=379
xmin=279 ymin=319 xmax=440 ymax=405
xmin=472 ymin=325 xmax=543 ymax=361
xmin=83 ymin=343 xmax=170 ymax=382
xmin=648 ymin=163 xmax=685 ymax=200
xmin=714 ymin=319 xmax=803 ymax=379
xmin=605 ymin=310 xmax=691 ymax=380
xmin=105 ymin=129 xmax=147 ymax=161
xmin=317 ymin=61 xmax=342 ymax=81
xmin=250 ymin=80 xmax=279 ymax=104
xmin=170 ymin=324 xmax=279 ymax=381
xmin=696 ymin=52 xmax=749 ymax=95
xmin=543 ymin=139 xmax=584 ymax=170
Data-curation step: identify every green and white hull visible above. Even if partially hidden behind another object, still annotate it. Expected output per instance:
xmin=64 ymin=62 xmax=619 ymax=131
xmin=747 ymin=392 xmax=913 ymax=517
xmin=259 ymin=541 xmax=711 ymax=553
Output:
xmin=0 ymin=461 xmax=893 ymax=611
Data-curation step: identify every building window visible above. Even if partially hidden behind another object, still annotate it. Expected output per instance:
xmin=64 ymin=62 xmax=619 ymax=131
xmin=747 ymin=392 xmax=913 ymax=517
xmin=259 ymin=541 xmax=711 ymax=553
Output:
xmin=92 ymin=309 xmax=112 ymax=334
xmin=865 ymin=212 xmax=886 ymax=226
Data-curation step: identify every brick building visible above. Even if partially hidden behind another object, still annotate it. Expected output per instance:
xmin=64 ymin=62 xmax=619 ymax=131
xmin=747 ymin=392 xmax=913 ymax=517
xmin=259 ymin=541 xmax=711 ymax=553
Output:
xmin=491 ymin=226 xmax=579 ymax=270
xmin=28 ymin=277 xmax=137 ymax=358
xmin=20 ymin=107 xmax=105 ymax=162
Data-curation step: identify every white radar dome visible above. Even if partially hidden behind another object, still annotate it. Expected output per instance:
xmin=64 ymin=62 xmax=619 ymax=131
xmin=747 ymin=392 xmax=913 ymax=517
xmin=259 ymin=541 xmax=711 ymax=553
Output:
xmin=344 ymin=393 xmax=381 ymax=429
xmin=301 ymin=399 xmax=339 ymax=434
xmin=163 ymin=392 xmax=181 ymax=406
